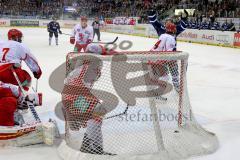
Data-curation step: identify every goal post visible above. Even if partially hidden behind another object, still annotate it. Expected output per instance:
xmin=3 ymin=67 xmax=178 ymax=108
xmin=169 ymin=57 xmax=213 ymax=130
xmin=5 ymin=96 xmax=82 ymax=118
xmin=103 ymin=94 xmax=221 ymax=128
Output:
xmin=58 ymin=51 xmax=219 ymax=160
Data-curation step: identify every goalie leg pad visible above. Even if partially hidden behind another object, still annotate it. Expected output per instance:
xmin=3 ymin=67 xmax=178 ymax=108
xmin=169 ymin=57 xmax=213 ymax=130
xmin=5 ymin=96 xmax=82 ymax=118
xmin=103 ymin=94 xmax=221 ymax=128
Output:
xmin=42 ymin=122 xmax=58 ymax=145
xmin=81 ymin=119 xmax=103 ymax=154
xmin=0 ymin=122 xmax=56 ymax=147
xmin=85 ymin=119 xmax=103 ymax=147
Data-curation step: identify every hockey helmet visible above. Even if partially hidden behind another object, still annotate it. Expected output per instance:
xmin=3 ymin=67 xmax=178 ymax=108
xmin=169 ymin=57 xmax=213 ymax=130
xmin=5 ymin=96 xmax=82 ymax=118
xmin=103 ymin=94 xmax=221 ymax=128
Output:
xmin=81 ymin=16 xmax=88 ymax=22
xmin=8 ymin=29 xmax=23 ymax=43
xmin=165 ymin=22 xmax=176 ymax=34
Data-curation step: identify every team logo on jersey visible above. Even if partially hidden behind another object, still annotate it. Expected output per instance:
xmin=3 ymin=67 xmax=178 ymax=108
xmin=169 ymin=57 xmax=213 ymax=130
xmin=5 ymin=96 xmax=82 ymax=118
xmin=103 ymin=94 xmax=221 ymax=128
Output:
xmin=77 ymin=29 xmax=81 ymax=32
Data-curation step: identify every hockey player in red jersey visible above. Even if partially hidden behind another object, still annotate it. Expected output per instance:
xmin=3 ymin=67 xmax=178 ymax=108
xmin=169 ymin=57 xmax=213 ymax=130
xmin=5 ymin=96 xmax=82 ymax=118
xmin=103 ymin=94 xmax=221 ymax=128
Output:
xmin=0 ymin=29 xmax=42 ymax=126
xmin=70 ymin=16 xmax=94 ymax=52
xmin=62 ymin=43 xmax=118 ymax=155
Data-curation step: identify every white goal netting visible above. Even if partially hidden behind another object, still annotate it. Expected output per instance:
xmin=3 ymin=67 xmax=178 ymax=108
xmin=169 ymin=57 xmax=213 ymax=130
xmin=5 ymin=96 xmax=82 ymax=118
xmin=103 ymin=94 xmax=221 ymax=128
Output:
xmin=58 ymin=51 xmax=218 ymax=160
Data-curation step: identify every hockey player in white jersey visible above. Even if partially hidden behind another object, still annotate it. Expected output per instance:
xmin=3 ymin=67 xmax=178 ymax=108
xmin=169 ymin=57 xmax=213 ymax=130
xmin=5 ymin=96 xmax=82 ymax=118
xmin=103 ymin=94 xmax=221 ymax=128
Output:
xmin=70 ymin=16 xmax=94 ymax=52
xmin=149 ymin=22 xmax=178 ymax=99
xmin=150 ymin=22 xmax=176 ymax=52
xmin=0 ymin=29 xmax=42 ymax=126
xmin=0 ymin=29 xmax=59 ymax=147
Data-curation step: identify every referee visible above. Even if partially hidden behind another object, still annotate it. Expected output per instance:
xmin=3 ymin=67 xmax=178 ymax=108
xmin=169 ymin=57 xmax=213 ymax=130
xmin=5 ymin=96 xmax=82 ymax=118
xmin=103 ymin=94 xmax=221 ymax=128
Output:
xmin=92 ymin=17 xmax=101 ymax=41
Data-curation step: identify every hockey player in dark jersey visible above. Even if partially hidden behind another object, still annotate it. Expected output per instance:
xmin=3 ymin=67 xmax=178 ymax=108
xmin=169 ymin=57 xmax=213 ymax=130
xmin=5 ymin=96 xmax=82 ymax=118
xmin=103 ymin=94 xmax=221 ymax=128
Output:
xmin=227 ymin=19 xmax=236 ymax=32
xmin=47 ymin=17 xmax=62 ymax=45
xmin=148 ymin=9 xmax=188 ymax=37
xmin=200 ymin=20 xmax=210 ymax=30
xmin=189 ymin=18 xmax=199 ymax=29
xmin=210 ymin=21 xmax=220 ymax=30
xmin=148 ymin=9 xmax=189 ymax=93
xmin=221 ymin=19 xmax=229 ymax=31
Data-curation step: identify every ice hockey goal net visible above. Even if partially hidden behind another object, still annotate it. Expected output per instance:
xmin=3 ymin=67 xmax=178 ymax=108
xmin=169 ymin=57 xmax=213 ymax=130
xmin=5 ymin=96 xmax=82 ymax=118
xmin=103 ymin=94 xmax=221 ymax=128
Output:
xmin=58 ymin=51 xmax=218 ymax=160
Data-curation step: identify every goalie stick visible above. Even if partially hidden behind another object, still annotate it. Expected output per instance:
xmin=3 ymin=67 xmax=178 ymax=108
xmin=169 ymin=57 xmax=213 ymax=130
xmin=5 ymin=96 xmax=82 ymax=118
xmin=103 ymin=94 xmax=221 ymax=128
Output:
xmin=11 ymin=67 xmax=41 ymax=123
xmin=105 ymin=104 xmax=129 ymax=120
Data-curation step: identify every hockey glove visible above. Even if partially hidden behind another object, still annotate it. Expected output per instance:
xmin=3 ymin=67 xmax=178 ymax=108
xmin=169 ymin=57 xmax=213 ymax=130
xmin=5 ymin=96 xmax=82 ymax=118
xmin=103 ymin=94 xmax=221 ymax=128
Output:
xmin=18 ymin=93 xmax=42 ymax=110
xmin=18 ymin=95 xmax=31 ymax=110
xmin=28 ymin=93 xmax=42 ymax=106
xmin=59 ymin=30 xmax=62 ymax=34
xmin=86 ymin=39 xmax=92 ymax=44
xmin=33 ymin=70 xmax=42 ymax=79
xmin=148 ymin=10 xmax=157 ymax=17
xmin=70 ymin=37 xmax=75 ymax=44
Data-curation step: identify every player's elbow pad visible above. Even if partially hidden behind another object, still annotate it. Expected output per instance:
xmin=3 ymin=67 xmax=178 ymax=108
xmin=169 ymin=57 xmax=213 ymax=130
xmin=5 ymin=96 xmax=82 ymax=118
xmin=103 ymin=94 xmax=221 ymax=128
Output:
xmin=70 ymin=37 xmax=75 ymax=44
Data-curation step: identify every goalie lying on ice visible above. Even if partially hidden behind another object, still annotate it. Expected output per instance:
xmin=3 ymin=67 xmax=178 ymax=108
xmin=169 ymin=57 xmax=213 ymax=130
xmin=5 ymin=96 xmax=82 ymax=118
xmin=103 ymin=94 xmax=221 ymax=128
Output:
xmin=62 ymin=44 xmax=117 ymax=155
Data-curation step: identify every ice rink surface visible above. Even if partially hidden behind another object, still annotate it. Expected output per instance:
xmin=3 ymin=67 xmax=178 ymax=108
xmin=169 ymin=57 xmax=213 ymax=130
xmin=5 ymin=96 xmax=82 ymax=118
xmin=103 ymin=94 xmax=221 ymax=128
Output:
xmin=0 ymin=27 xmax=240 ymax=160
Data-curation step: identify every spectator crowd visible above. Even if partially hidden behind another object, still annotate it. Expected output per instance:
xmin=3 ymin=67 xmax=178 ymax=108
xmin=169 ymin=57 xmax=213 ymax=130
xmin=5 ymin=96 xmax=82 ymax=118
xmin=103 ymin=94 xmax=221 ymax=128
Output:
xmin=186 ymin=18 xmax=236 ymax=31
xmin=0 ymin=0 xmax=239 ymax=31
xmin=0 ymin=0 xmax=63 ymax=19
xmin=178 ymin=0 xmax=240 ymax=18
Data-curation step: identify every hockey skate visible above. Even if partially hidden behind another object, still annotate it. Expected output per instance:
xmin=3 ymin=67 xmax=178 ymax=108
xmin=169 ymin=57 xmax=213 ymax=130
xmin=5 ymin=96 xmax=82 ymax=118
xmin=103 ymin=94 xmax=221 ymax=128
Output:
xmin=49 ymin=38 xmax=52 ymax=46
xmin=80 ymin=134 xmax=116 ymax=156
xmin=153 ymin=91 xmax=168 ymax=101
xmin=56 ymin=38 xmax=58 ymax=45
xmin=155 ymin=95 xmax=168 ymax=101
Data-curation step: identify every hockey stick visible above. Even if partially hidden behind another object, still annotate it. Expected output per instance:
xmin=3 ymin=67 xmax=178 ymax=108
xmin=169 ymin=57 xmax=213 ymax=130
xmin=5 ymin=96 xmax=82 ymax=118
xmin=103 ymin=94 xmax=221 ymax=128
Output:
xmin=35 ymin=79 xmax=38 ymax=92
xmin=48 ymin=29 xmax=71 ymax=36
xmin=104 ymin=104 xmax=129 ymax=120
xmin=52 ymin=28 xmax=118 ymax=44
xmin=11 ymin=68 xmax=41 ymax=123
xmin=61 ymin=33 xmax=72 ymax=36
xmin=57 ymin=30 xmax=118 ymax=44
xmin=92 ymin=37 xmax=118 ymax=45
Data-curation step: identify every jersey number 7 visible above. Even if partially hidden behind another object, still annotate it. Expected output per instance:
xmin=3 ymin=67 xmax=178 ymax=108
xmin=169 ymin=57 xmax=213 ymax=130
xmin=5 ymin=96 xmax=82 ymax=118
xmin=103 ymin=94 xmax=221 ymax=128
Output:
xmin=1 ymin=48 xmax=10 ymax=61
